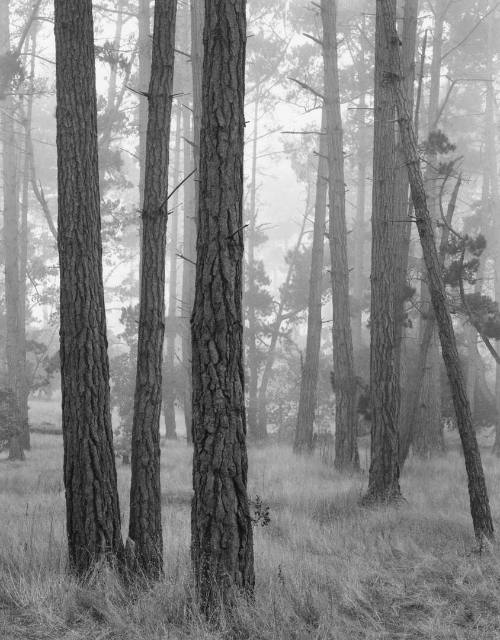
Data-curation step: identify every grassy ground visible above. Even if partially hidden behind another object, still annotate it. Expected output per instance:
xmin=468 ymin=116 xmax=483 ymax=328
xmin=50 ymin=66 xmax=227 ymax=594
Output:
xmin=1 ymin=417 xmax=500 ymax=638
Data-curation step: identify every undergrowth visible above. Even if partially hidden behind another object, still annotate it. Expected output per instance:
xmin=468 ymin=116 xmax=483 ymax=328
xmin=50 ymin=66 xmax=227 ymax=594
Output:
xmin=1 ymin=430 xmax=500 ymax=639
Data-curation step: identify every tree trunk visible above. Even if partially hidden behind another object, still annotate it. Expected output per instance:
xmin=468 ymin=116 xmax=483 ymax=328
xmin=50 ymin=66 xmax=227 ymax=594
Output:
xmin=364 ymin=0 xmax=400 ymax=501
xmin=246 ymin=89 xmax=264 ymax=441
xmin=163 ymin=106 xmax=182 ymax=441
xmin=181 ymin=105 xmax=196 ymax=443
xmin=128 ymin=0 xmax=177 ymax=578
xmin=413 ymin=4 xmax=445 ymax=457
xmin=294 ymin=110 xmax=328 ymax=453
xmin=137 ymin=0 xmax=151 ymax=203
xmin=1 ymin=0 xmax=24 ymax=461
xmin=54 ymin=0 xmax=123 ymax=572
xmin=321 ymin=0 xmax=359 ymax=472
xmin=191 ymin=0 xmax=254 ymax=613
xmin=381 ymin=0 xmax=494 ymax=542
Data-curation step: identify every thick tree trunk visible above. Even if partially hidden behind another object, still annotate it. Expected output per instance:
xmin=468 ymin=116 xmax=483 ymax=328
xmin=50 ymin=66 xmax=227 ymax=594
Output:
xmin=54 ymin=0 xmax=123 ymax=572
xmin=128 ymin=0 xmax=177 ymax=578
xmin=163 ymin=106 xmax=182 ymax=440
xmin=381 ymin=0 xmax=494 ymax=542
xmin=364 ymin=0 xmax=400 ymax=501
xmin=191 ymin=0 xmax=254 ymax=613
xmin=321 ymin=0 xmax=359 ymax=472
xmin=294 ymin=110 xmax=328 ymax=453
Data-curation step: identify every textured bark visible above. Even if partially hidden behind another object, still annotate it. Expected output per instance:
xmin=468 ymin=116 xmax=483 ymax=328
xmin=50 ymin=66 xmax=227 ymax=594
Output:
xmin=364 ymin=0 xmax=400 ymax=501
xmin=128 ymin=0 xmax=177 ymax=578
xmin=164 ymin=107 xmax=182 ymax=441
xmin=54 ymin=0 xmax=123 ymax=572
xmin=381 ymin=0 xmax=494 ymax=542
xmin=191 ymin=0 xmax=254 ymax=612
xmin=321 ymin=0 xmax=359 ymax=472
xmin=294 ymin=110 xmax=328 ymax=453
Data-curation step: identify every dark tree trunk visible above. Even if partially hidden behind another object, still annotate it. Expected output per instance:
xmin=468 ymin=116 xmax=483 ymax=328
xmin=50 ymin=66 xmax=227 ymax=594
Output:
xmin=191 ymin=0 xmax=254 ymax=613
xmin=381 ymin=0 xmax=494 ymax=543
xmin=137 ymin=0 xmax=151 ymax=203
xmin=321 ymin=0 xmax=359 ymax=472
xmin=294 ymin=109 xmax=328 ymax=453
xmin=128 ymin=0 xmax=177 ymax=578
xmin=163 ymin=106 xmax=182 ymax=441
xmin=54 ymin=0 xmax=123 ymax=572
xmin=364 ymin=0 xmax=400 ymax=502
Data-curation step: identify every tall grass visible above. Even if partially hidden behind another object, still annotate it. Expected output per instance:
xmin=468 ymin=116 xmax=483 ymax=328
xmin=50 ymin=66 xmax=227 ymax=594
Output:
xmin=1 ymin=432 xmax=500 ymax=639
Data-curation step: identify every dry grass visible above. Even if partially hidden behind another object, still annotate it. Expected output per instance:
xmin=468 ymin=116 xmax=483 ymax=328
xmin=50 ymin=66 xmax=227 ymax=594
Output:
xmin=2 ymin=422 xmax=500 ymax=639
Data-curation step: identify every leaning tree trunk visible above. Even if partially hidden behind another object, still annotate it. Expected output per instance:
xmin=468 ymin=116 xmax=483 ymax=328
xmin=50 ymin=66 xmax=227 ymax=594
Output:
xmin=163 ymin=106 xmax=182 ymax=440
xmin=381 ymin=0 xmax=494 ymax=542
xmin=191 ymin=0 xmax=254 ymax=613
xmin=294 ymin=109 xmax=328 ymax=453
xmin=321 ymin=0 xmax=359 ymax=472
xmin=128 ymin=0 xmax=177 ymax=579
xmin=364 ymin=0 xmax=400 ymax=501
xmin=54 ymin=0 xmax=123 ymax=572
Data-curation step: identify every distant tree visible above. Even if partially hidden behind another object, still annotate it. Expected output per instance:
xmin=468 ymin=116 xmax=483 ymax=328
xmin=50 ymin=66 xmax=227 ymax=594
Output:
xmin=364 ymin=0 xmax=401 ymax=503
xmin=54 ymin=0 xmax=123 ymax=573
xmin=381 ymin=0 xmax=494 ymax=543
xmin=128 ymin=0 xmax=177 ymax=578
xmin=191 ymin=0 xmax=255 ymax=613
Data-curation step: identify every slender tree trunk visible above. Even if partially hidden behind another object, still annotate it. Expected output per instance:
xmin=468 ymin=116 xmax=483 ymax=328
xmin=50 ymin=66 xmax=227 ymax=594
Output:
xmin=164 ymin=106 xmax=182 ymax=440
xmin=181 ymin=105 xmax=195 ymax=443
xmin=182 ymin=0 xmax=204 ymax=445
xmin=364 ymin=0 xmax=400 ymax=501
xmin=413 ymin=4 xmax=445 ymax=456
xmin=294 ymin=110 xmax=328 ymax=453
xmin=246 ymin=89 xmax=264 ymax=440
xmin=258 ymin=206 xmax=309 ymax=436
xmin=321 ymin=0 xmax=359 ymax=472
xmin=191 ymin=0 xmax=254 ymax=613
xmin=54 ymin=0 xmax=123 ymax=572
xmin=128 ymin=0 xmax=177 ymax=578
xmin=138 ymin=0 xmax=151 ymax=203
xmin=1 ymin=0 xmax=23 ymax=461
xmin=381 ymin=0 xmax=494 ymax=542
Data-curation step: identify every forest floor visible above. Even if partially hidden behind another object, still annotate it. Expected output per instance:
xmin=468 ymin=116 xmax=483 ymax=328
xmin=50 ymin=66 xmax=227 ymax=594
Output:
xmin=2 ymin=409 xmax=500 ymax=638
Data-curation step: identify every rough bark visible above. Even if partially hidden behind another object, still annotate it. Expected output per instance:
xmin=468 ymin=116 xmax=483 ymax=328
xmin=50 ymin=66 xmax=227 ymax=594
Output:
xmin=54 ymin=0 xmax=123 ymax=572
xmin=381 ymin=0 xmax=494 ymax=542
xmin=364 ymin=0 xmax=400 ymax=501
xmin=164 ymin=106 xmax=182 ymax=441
xmin=294 ymin=110 xmax=328 ymax=453
xmin=321 ymin=0 xmax=359 ymax=472
xmin=128 ymin=0 xmax=177 ymax=578
xmin=191 ymin=0 xmax=254 ymax=613
xmin=137 ymin=0 xmax=151 ymax=203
